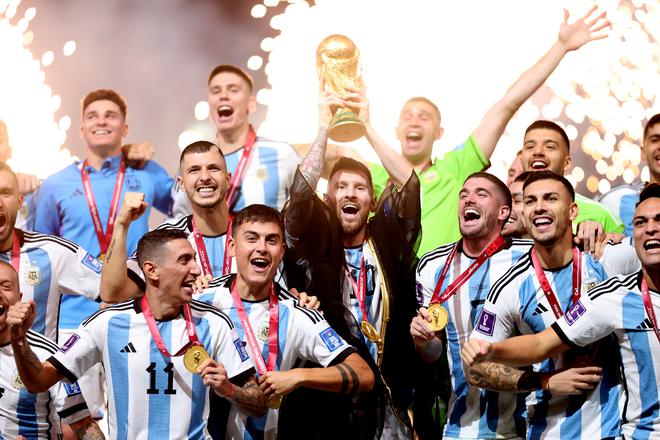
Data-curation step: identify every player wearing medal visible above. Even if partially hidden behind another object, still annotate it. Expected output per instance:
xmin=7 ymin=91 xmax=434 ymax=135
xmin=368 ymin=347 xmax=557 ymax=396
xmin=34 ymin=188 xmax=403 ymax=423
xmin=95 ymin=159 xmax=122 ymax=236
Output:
xmin=462 ymin=183 xmax=660 ymax=439
xmin=6 ymin=228 xmax=264 ymax=440
xmin=463 ymin=171 xmax=637 ymax=439
xmin=412 ymin=172 xmax=534 ymax=439
xmin=0 ymin=261 xmax=104 ymax=439
xmin=283 ymin=85 xmax=421 ymax=438
xmin=196 ymin=204 xmax=375 ymax=440
xmin=169 ymin=64 xmax=299 ymax=221
xmin=31 ymin=89 xmax=173 ymax=418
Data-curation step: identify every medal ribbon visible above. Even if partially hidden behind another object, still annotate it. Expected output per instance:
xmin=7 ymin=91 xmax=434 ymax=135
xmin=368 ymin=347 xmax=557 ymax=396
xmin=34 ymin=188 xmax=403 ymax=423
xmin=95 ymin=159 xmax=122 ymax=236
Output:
xmin=191 ymin=215 xmax=234 ymax=277
xmin=430 ymin=235 xmax=505 ymax=305
xmin=81 ymin=158 xmax=126 ymax=254
xmin=10 ymin=232 xmax=20 ymax=273
xmin=141 ymin=295 xmax=201 ymax=357
xmin=531 ymin=246 xmax=581 ymax=320
xmin=641 ymin=277 xmax=660 ymax=344
xmin=346 ymin=254 xmax=369 ymax=324
xmin=230 ymin=280 xmax=279 ymax=374
xmin=225 ymin=125 xmax=257 ymax=209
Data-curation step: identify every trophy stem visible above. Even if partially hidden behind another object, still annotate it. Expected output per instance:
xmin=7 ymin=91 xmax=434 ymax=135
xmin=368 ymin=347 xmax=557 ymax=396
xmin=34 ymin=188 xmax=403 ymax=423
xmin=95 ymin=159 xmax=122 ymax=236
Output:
xmin=328 ymin=108 xmax=366 ymax=143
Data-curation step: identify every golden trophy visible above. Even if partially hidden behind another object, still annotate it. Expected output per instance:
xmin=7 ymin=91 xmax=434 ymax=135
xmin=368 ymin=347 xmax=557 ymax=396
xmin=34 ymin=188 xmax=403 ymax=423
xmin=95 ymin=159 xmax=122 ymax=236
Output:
xmin=316 ymin=34 xmax=366 ymax=142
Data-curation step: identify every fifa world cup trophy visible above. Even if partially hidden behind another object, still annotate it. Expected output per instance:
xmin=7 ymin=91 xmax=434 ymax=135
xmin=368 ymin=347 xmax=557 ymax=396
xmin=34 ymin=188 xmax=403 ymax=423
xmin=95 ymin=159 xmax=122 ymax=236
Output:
xmin=316 ymin=34 xmax=366 ymax=142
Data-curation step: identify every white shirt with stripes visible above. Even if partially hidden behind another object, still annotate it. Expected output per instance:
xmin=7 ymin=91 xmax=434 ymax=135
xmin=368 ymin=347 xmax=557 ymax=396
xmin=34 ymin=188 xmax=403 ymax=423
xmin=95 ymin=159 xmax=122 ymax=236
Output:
xmin=196 ymin=275 xmax=353 ymax=440
xmin=48 ymin=298 xmax=255 ymax=440
xmin=553 ymin=271 xmax=660 ymax=439
xmin=416 ymin=238 xmax=531 ymax=439
xmin=0 ymin=330 xmax=90 ymax=439
xmin=471 ymin=249 xmax=621 ymax=439
xmin=1 ymin=230 xmax=102 ymax=341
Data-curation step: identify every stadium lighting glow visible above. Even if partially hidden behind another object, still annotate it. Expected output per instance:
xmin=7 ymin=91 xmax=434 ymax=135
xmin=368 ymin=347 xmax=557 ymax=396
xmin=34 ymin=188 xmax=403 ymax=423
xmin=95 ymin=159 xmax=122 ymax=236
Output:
xmin=1 ymin=0 xmax=75 ymax=178
xmin=249 ymin=0 xmax=660 ymax=194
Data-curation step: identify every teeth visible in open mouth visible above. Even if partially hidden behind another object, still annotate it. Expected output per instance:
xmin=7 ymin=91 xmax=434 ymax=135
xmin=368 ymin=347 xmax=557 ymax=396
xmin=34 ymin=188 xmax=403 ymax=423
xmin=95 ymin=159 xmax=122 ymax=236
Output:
xmin=182 ymin=281 xmax=194 ymax=288
xmin=533 ymin=217 xmax=552 ymax=226
xmin=197 ymin=187 xmax=215 ymax=193
xmin=251 ymin=258 xmax=269 ymax=268
xmin=644 ymin=239 xmax=660 ymax=250
xmin=342 ymin=204 xmax=359 ymax=215
xmin=406 ymin=131 xmax=422 ymax=141
xmin=218 ymin=105 xmax=233 ymax=117
xmin=94 ymin=130 xmax=110 ymax=135
xmin=0 ymin=305 xmax=6 ymax=315
xmin=506 ymin=217 xmax=516 ymax=224
xmin=464 ymin=208 xmax=481 ymax=221
xmin=531 ymin=161 xmax=547 ymax=169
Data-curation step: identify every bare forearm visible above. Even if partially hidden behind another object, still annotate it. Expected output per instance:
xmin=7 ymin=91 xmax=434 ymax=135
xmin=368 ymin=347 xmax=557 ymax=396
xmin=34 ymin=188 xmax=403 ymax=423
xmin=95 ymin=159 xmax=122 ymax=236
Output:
xmin=71 ymin=417 xmax=105 ymax=440
xmin=300 ymin=353 xmax=375 ymax=394
xmin=365 ymin=123 xmax=412 ymax=188
xmin=10 ymin=337 xmax=61 ymax=393
xmin=100 ymin=224 xmax=136 ymax=303
xmin=490 ymin=331 xmax=566 ymax=366
xmin=299 ymin=127 xmax=329 ymax=189
xmin=466 ymin=361 xmax=547 ymax=392
xmin=227 ymin=381 xmax=266 ymax=417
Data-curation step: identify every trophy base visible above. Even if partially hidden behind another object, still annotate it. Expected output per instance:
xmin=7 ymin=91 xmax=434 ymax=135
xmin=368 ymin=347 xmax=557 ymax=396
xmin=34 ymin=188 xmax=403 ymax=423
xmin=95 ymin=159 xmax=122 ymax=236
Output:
xmin=328 ymin=109 xmax=366 ymax=143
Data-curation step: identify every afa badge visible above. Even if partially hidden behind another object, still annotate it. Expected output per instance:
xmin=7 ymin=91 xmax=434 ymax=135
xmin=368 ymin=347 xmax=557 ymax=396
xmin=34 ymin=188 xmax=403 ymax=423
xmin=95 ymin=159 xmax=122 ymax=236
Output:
xmin=256 ymin=166 xmax=269 ymax=182
xmin=12 ymin=371 xmax=25 ymax=389
xmin=257 ymin=320 xmax=269 ymax=342
xmin=24 ymin=267 xmax=40 ymax=286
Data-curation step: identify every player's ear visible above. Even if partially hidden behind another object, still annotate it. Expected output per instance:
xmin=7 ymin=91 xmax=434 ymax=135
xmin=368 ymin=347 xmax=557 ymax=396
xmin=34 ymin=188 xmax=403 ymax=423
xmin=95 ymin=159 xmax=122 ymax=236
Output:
xmin=142 ymin=260 xmax=159 ymax=282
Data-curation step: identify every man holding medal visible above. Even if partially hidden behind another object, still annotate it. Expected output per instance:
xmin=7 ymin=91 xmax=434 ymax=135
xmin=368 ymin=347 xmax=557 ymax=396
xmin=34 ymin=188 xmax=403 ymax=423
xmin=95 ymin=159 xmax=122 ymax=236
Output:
xmin=462 ymin=183 xmax=660 ymax=438
xmin=283 ymin=85 xmax=421 ymax=438
xmin=196 ymin=204 xmax=375 ymax=440
xmin=31 ymin=89 xmax=174 ymax=418
xmin=168 ymin=64 xmax=299 ymax=220
xmin=7 ymin=228 xmax=265 ymax=439
xmin=462 ymin=171 xmax=630 ymax=439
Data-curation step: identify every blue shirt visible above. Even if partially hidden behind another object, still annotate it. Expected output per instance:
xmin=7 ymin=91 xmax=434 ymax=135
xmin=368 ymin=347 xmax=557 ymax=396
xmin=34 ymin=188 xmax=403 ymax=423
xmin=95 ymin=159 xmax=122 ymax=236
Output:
xmin=32 ymin=155 xmax=173 ymax=329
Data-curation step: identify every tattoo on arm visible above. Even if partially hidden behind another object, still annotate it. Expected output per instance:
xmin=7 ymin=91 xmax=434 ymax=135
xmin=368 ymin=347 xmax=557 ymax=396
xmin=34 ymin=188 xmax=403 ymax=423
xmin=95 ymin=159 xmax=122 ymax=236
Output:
xmin=467 ymin=362 xmax=527 ymax=392
xmin=335 ymin=364 xmax=350 ymax=394
xmin=344 ymin=363 xmax=360 ymax=395
xmin=230 ymin=381 xmax=266 ymax=417
xmin=299 ymin=127 xmax=329 ymax=189
xmin=18 ymin=340 xmax=44 ymax=376
xmin=75 ymin=420 xmax=105 ymax=440
xmin=104 ymin=239 xmax=115 ymax=263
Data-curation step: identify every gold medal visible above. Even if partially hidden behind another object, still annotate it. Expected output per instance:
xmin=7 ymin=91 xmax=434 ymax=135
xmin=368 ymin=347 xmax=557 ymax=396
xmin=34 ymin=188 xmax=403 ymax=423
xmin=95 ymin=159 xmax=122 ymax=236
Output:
xmin=267 ymin=394 xmax=283 ymax=409
xmin=183 ymin=345 xmax=210 ymax=374
xmin=360 ymin=320 xmax=380 ymax=343
xmin=98 ymin=252 xmax=106 ymax=262
xmin=427 ymin=303 xmax=448 ymax=332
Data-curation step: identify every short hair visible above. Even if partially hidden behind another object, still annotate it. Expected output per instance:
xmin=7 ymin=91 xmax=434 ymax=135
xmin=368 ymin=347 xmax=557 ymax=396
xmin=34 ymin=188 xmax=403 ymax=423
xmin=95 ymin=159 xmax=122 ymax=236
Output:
xmin=231 ymin=204 xmax=285 ymax=237
xmin=328 ymin=157 xmax=373 ymax=193
xmin=513 ymin=171 xmax=535 ymax=185
xmin=136 ymin=229 xmax=189 ymax=270
xmin=525 ymin=120 xmax=570 ymax=153
xmin=404 ymin=96 xmax=441 ymax=120
xmin=644 ymin=113 xmax=660 ymax=140
xmin=464 ymin=172 xmax=512 ymax=210
xmin=522 ymin=170 xmax=575 ymax=201
xmin=0 ymin=162 xmax=17 ymax=181
xmin=179 ymin=140 xmax=225 ymax=166
xmin=0 ymin=260 xmax=19 ymax=285
xmin=81 ymin=89 xmax=127 ymax=118
xmin=207 ymin=64 xmax=254 ymax=92
xmin=637 ymin=182 xmax=660 ymax=207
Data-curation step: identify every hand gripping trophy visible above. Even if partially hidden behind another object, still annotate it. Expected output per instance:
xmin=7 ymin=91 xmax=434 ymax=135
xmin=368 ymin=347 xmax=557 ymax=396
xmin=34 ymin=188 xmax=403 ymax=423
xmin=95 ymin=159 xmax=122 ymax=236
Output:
xmin=316 ymin=34 xmax=366 ymax=142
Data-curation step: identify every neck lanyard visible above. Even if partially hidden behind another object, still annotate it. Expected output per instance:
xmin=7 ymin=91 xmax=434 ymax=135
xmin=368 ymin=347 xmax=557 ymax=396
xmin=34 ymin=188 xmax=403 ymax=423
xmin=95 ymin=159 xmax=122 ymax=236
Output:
xmin=429 ymin=235 xmax=505 ymax=305
xmin=141 ymin=295 xmax=201 ymax=357
xmin=641 ymin=277 xmax=660 ymax=344
xmin=346 ymin=252 xmax=369 ymax=323
xmin=531 ymin=246 xmax=581 ymax=319
xmin=191 ymin=215 xmax=233 ymax=277
xmin=9 ymin=232 xmax=20 ymax=273
xmin=225 ymin=125 xmax=257 ymax=209
xmin=229 ymin=280 xmax=279 ymax=374
xmin=81 ymin=158 xmax=126 ymax=255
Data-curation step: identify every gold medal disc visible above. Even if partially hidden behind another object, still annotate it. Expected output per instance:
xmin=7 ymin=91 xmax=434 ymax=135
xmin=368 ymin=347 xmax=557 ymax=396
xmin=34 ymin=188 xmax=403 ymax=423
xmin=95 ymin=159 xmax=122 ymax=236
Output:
xmin=360 ymin=320 xmax=380 ymax=343
xmin=427 ymin=304 xmax=448 ymax=332
xmin=184 ymin=345 xmax=210 ymax=374
xmin=267 ymin=394 xmax=283 ymax=409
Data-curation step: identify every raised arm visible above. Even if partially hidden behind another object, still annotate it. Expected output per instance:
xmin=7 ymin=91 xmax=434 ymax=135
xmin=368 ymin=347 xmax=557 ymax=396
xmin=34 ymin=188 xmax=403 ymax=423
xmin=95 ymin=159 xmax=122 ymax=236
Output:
xmin=258 ymin=351 xmax=375 ymax=399
xmin=99 ymin=192 xmax=146 ymax=303
xmin=473 ymin=6 xmax=610 ymax=159
xmin=343 ymin=85 xmax=413 ymax=188
xmin=8 ymin=301 xmax=63 ymax=393
xmin=69 ymin=417 xmax=106 ymax=440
